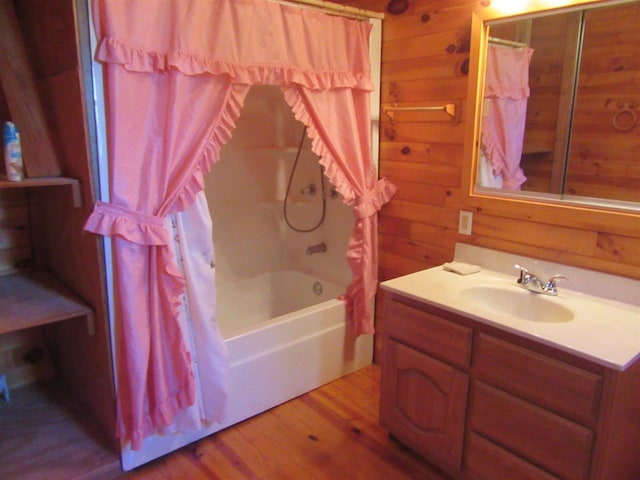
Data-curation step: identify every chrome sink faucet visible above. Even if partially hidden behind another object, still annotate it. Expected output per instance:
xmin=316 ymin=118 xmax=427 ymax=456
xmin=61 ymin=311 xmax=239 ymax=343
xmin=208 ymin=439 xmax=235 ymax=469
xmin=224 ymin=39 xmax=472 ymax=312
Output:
xmin=515 ymin=264 xmax=567 ymax=296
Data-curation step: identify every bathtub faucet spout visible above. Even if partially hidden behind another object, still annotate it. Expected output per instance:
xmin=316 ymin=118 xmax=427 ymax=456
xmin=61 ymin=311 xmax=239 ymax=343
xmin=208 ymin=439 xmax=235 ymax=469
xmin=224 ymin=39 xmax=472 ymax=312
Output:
xmin=305 ymin=242 xmax=327 ymax=255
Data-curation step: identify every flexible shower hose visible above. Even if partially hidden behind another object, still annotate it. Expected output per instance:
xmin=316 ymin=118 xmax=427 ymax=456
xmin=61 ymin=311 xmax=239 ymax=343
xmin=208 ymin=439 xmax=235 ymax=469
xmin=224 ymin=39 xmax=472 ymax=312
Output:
xmin=283 ymin=126 xmax=326 ymax=233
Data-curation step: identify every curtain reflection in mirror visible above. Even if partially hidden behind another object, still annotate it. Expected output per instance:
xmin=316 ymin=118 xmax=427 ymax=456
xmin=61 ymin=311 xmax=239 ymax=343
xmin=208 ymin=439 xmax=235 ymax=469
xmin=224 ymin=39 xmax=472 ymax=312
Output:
xmin=479 ymin=41 xmax=534 ymax=190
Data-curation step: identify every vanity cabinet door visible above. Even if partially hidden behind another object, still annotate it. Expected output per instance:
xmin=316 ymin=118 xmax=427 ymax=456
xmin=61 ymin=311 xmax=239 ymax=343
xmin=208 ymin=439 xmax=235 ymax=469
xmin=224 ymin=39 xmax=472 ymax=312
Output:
xmin=380 ymin=340 xmax=468 ymax=471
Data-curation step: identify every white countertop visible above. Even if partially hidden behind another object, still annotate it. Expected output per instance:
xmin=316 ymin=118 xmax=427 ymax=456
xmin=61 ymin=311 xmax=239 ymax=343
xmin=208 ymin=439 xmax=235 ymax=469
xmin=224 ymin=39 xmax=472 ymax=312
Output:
xmin=381 ymin=265 xmax=640 ymax=370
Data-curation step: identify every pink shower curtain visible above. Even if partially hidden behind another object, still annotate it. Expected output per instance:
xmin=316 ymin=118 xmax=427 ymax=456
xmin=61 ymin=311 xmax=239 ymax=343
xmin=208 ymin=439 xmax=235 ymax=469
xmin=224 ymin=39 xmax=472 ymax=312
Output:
xmin=481 ymin=43 xmax=534 ymax=190
xmin=84 ymin=0 xmax=395 ymax=450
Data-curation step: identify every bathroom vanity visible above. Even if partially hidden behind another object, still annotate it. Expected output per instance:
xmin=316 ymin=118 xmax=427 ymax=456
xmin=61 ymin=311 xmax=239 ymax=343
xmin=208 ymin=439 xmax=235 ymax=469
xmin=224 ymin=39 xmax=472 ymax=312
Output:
xmin=379 ymin=245 xmax=640 ymax=480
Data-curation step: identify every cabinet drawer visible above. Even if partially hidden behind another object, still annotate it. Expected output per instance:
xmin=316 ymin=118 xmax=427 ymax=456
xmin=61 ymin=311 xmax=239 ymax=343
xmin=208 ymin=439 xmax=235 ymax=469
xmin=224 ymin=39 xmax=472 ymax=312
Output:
xmin=386 ymin=299 xmax=472 ymax=367
xmin=465 ymin=432 xmax=558 ymax=480
xmin=469 ymin=381 xmax=593 ymax=480
xmin=473 ymin=333 xmax=602 ymax=425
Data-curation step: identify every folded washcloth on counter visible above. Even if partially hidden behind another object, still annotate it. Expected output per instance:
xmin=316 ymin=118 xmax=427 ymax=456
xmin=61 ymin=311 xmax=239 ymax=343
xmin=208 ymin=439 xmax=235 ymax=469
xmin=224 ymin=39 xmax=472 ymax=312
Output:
xmin=442 ymin=261 xmax=481 ymax=275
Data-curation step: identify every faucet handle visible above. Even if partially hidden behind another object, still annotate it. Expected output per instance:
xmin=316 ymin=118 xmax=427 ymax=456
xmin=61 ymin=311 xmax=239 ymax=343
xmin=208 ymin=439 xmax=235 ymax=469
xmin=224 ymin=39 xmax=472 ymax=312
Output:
xmin=514 ymin=264 xmax=529 ymax=284
xmin=544 ymin=275 xmax=567 ymax=295
xmin=546 ymin=275 xmax=568 ymax=287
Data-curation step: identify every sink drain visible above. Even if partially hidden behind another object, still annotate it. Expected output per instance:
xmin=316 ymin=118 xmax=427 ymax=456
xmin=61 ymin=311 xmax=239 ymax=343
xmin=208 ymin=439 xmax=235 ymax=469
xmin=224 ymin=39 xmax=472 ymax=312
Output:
xmin=313 ymin=281 xmax=323 ymax=295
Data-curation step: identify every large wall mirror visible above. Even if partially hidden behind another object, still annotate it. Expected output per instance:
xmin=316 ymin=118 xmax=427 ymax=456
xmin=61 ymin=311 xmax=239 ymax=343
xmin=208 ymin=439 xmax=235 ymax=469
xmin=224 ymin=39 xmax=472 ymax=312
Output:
xmin=466 ymin=0 xmax=639 ymax=214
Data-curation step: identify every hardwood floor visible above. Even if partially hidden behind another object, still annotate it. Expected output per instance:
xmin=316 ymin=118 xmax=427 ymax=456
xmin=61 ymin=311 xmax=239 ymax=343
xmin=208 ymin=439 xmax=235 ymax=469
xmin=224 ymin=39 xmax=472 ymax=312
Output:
xmin=120 ymin=365 xmax=450 ymax=480
xmin=0 ymin=365 xmax=449 ymax=479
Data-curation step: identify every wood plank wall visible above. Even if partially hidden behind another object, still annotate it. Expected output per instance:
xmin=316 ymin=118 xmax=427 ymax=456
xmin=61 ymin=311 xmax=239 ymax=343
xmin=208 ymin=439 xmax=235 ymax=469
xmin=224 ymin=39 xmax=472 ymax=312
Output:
xmin=0 ymin=189 xmax=33 ymax=274
xmin=340 ymin=0 xmax=640 ymax=361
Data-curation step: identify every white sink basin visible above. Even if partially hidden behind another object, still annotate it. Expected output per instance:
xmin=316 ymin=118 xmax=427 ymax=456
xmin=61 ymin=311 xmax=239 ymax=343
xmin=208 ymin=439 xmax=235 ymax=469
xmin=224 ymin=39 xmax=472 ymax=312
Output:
xmin=380 ymin=245 xmax=640 ymax=369
xmin=460 ymin=285 xmax=575 ymax=323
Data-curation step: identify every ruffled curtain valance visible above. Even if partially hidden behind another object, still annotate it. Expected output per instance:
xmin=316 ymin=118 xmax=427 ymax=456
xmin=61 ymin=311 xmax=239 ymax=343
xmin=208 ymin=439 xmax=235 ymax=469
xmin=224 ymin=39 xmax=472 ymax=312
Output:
xmin=85 ymin=0 xmax=394 ymax=451
xmin=92 ymin=0 xmax=373 ymax=90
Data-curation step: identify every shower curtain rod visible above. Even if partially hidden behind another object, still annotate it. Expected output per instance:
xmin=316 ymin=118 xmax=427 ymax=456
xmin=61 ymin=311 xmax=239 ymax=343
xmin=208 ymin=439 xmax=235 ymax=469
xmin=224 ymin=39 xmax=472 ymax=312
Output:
xmin=275 ymin=0 xmax=385 ymax=19
xmin=489 ymin=36 xmax=528 ymax=48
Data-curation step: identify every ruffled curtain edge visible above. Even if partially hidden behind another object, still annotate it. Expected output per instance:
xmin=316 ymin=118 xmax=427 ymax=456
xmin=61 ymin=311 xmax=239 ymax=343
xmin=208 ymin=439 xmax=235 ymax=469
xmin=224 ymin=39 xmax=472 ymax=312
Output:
xmin=96 ymin=36 xmax=374 ymax=92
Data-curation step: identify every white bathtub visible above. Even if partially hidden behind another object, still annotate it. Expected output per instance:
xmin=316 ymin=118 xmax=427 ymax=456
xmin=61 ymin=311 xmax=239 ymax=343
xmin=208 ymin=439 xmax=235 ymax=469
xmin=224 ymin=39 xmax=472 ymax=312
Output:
xmin=217 ymin=270 xmax=347 ymax=336
xmin=217 ymin=270 xmax=373 ymax=428
xmin=121 ymin=269 xmax=373 ymax=470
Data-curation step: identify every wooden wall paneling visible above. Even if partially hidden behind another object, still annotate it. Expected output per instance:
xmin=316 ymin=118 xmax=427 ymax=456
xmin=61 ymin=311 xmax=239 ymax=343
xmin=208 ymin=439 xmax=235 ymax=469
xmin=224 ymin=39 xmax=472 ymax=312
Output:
xmin=27 ymin=189 xmax=48 ymax=274
xmin=38 ymin=68 xmax=96 ymax=204
xmin=0 ymin=82 xmax=9 ymax=127
xmin=382 ymin=2 xmax=471 ymax=42
xmin=379 ymin=248 xmax=434 ymax=275
xmin=13 ymin=0 xmax=78 ymax=78
xmin=380 ymin=160 xmax=461 ymax=187
xmin=383 ymin=54 xmax=469 ymax=83
xmin=388 ymin=180 xmax=451 ymax=205
xmin=595 ymin=232 xmax=640 ymax=268
xmin=0 ymin=328 xmax=55 ymax=390
xmin=457 ymin=205 xmax=640 ymax=279
xmin=0 ymin=210 xmax=30 ymax=252
xmin=383 ymin=77 xmax=469 ymax=103
xmin=410 ymin=222 xmax=465 ymax=253
xmin=379 ymin=213 xmax=412 ymax=236
xmin=382 ymin=119 xmax=465 ymax=143
xmin=0 ymin=246 xmax=31 ymax=273
xmin=374 ymin=0 xmax=478 ymax=333
xmin=470 ymin=213 xmax=598 ymax=255
xmin=384 ymin=30 xmax=465 ymax=62
xmin=465 ymin=193 xmax=639 ymax=236
xmin=379 ymin=232 xmax=450 ymax=267
xmin=380 ymin=198 xmax=458 ymax=228
xmin=380 ymin=141 xmax=464 ymax=165
xmin=0 ymin=189 xmax=32 ymax=274
xmin=469 ymin=233 xmax=640 ymax=280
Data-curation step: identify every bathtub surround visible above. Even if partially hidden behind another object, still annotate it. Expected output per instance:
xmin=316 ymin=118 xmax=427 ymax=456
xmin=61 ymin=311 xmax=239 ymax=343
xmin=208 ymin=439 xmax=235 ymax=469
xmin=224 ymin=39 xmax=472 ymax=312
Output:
xmin=84 ymin=0 xmax=392 ymax=455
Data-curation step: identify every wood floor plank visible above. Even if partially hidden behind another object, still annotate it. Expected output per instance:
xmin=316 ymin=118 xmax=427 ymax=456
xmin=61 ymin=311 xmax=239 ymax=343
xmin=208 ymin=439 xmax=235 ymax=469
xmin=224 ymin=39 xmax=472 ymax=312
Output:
xmin=121 ymin=365 xmax=449 ymax=480
xmin=1 ymin=365 xmax=449 ymax=479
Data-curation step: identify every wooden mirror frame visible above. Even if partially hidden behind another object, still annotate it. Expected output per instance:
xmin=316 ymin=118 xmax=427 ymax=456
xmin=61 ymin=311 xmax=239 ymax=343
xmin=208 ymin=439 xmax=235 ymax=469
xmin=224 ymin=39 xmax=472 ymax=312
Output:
xmin=462 ymin=0 xmax=639 ymax=238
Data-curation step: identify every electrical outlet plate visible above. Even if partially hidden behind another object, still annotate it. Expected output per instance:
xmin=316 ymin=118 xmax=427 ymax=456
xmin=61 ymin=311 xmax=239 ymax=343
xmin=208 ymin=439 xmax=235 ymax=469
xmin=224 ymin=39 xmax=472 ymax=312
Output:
xmin=459 ymin=210 xmax=473 ymax=235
